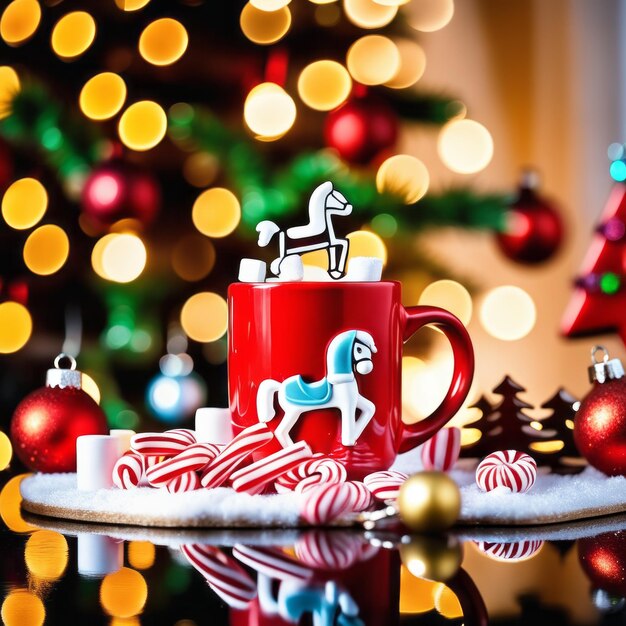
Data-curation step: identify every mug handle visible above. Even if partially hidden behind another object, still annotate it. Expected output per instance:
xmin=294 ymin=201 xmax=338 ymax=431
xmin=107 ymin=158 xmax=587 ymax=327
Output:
xmin=398 ymin=305 xmax=475 ymax=454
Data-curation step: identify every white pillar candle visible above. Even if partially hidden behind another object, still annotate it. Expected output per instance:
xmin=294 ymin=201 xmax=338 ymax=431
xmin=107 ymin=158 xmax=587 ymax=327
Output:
xmin=76 ymin=435 xmax=120 ymax=491
xmin=77 ymin=534 xmax=123 ymax=577
xmin=195 ymin=407 xmax=234 ymax=445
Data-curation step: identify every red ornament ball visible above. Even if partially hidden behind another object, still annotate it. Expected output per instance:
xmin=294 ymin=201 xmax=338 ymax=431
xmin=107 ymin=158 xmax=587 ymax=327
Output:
xmin=11 ymin=386 xmax=108 ymax=472
xmin=579 ymin=531 xmax=626 ymax=596
xmin=324 ymin=96 xmax=398 ymax=165
xmin=496 ymin=173 xmax=563 ymax=264
xmin=82 ymin=160 xmax=160 ymax=226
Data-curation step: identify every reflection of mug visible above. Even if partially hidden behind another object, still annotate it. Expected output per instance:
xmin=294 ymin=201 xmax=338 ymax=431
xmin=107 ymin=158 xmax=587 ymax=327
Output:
xmin=228 ymin=281 xmax=474 ymax=480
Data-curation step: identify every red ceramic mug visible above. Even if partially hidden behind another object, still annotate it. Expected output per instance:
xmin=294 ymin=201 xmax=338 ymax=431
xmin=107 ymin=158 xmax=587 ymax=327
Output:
xmin=228 ymin=281 xmax=474 ymax=480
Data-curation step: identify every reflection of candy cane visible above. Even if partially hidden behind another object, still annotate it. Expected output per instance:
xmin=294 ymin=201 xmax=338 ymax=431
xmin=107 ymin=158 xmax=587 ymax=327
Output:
xmin=201 ymin=423 xmax=274 ymax=489
xmin=231 ymin=441 xmax=313 ymax=494
xmin=476 ymin=450 xmax=537 ymax=493
xmin=294 ymin=531 xmax=364 ymax=571
xmin=474 ymin=540 xmax=544 ymax=562
xmin=112 ymin=453 xmax=144 ymax=489
xmin=301 ymin=482 xmax=366 ymax=525
xmin=131 ymin=431 xmax=192 ymax=456
xmin=166 ymin=470 xmax=201 ymax=493
xmin=232 ymin=544 xmax=313 ymax=582
xmin=363 ymin=470 xmax=408 ymax=501
xmin=180 ymin=544 xmax=257 ymax=609
xmin=146 ymin=443 xmax=222 ymax=486
xmin=276 ymin=457 xmax=347 ymax=493
xmin=421 ymin=427 xmax=461 ymax=471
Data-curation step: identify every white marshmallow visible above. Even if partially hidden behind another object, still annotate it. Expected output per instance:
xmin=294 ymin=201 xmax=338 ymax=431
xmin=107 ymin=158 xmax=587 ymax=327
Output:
xmin=109 ymin=429 xmax=135 ymax=456
xmin=302 ymin=265 xmax=333 ymax=282
xmin=345 ymin=256 xmax=383 ymax=282
xmin=78 ymin=534 xmax=123 ymax=577
xmin=195 ymin=407 xmax=234 ymax=445
xmin=76 ymin=435 xmax=120 ymax=491
xmin=239 ymin=258 xmax=267 ymax=283
xmin=276 ymin=255 xmax=304 ymax=282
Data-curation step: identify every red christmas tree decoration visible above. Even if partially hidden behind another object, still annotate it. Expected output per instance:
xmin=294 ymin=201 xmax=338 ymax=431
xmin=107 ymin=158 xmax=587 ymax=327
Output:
xmin=562 ymin=184 xmax=626 ymax=345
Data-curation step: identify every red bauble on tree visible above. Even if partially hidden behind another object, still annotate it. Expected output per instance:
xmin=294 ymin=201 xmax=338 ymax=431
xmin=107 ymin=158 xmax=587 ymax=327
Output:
xmin=574 ymin=346 xmax=626 ymax=476
xmin=496 ymin=171 xmax=563 ymax=264
xmin=324 ymin=95 xmax=398 ymax=165
xmin=81 ymin=159 xmax=161 ymax=226
xmin=10 ymin=355 xmax=107 ymax=472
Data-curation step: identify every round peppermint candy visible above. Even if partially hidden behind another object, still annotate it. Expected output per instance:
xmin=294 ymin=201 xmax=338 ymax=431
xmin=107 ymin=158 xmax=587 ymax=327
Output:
xmin=475 ymin=450 xmax=537 ymax=493
xmin=421 ymin=427 xmax=461 ymax=472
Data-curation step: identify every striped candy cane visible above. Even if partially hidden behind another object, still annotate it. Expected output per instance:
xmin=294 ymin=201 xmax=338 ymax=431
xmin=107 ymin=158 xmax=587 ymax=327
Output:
xmin=363 ymin=470 xmax=408 ymax=501
xmin=146 ymin=443 xmax=222 ymax=486
xmin=275 ymin=457 xmax=347 ymax=494
xmin=131 ymin=431 xmax=192 ymax=456
xmin=421 ymin=427 xmax=461 ymax=471
xmin=112 ymin=453 xmax=144 ymax=489
xmin=166 ymin=470 xmax=201 ymax=493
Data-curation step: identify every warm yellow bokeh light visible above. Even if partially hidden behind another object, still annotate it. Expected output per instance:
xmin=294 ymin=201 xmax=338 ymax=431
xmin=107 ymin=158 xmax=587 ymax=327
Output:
xmin=0 ymin=474 xmax=35 ymax=533
xmin=0 ymin=66 xmax=20 ymax=118
xmin=376 ymin=154 xmax=429 ymax=204
xmin=92 ymin=233 xmax=117 ymax=279
xmin=240 ymin=3 xmax=291 ymax=44
xmin=399 ymin=566 xmax=437 ymax=613
xmin=347 ymin=35 xmax=400 ymax=86
xmin=23 ymin=225 xmax=70 ymax=276
xmin=25 ymin=530 xmax=68 ymax=581
xmin=298 ymin=60 xmax=352 ymax=111
xmin=114 ymin=0 xmax=151 ymax=10
xmin=180 ymin=292 xmax=228 ymax=343
xmin=407 ymin=0 xmax=454 ymax=32
xmin=81 ymin=372 xmax=101 ymax=404
xmin=183 ymin=152 xmax=219 ymax=188
xmin=100 ymin=567 xmax=148 ymax=618
xmin=128 ymin=541 xmax=156 ymax=570
xmin=343 ymin=0 xmax=397 ymax=28
xmin=385 ymin=39 xmax=426 ymax=89
xmin=0 ymin=302 xmax=32 ymax=353
xmin=433 ymin=584 xmax=463 ymax=619
xmin=118 ymin=101 xmax=167 ymax=151
xmin=101 ymin=233 xmax=147 ymax=283
xmin=1 ymin=590 xmax=45 ymax=626
xmin=418 ymin=280 xmax=472 ymax=326
xmin=479 ymin=285 xmax=536 ymax=341
xmin=110 ymin=618 xmax=141 ymax=626
xmin=402 ymin=354 xmax=455 ymax=420
xmin=347 ymin=230 xmax=388 ymax=265
xmin=172 ymin=234 xmax=216 ymax=281
xmin=0 ymin=0 xmax=40 ymax=46
xmin=2 ymin=178 xmax=47 ymax=230
xmin=251 ymin=0 xmax=291 ymax=9
xmin=437 ymin=119 xmax=494 ymax=174
xmin=244 ymin=83 xmax=296 ymax=139
xmin=192 ymin=187 xmax=241 ymax=238
xmin=79 ymin=73 xmax=127 ymax=121
xmin=0 ymin=431 xmax=12 ymax=471
xmin=139 ymin=18 xmax=188 ymax=66
xmin=51 ymin=11 xmax=96 ymax=60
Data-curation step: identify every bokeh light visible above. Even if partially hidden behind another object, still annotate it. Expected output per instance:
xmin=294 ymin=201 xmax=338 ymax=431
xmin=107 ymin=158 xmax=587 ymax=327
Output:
xmin=298 ymin=60 xmax=352 ymax=111
xmin=240 ymin=3 xmax=291 ymax=45
xmin=376 ymin=154 xmax=429 ymax=203
xmin=0 ymin=474 xmax=35 ymax=532
xmin=343 ymin=0 xmax=397 ymax=28
xmin=81 ymin=372 xmax=101 ymax=404
xmin=172 ymin=234 xmax=216 ymax=281
xmin=23 ymin=225 xmax=70 ymax=275
xmin=100 ymin=567 xmax=148 ymax=618
xmin=24 ymin=530 xmax=68 ymax=581
xmin=180 ymin=292 xmax=228 ymax=342
xmin=118 ymin=101 xmax=167 ymax=151
xmin=243 ymin=82 xmax=296 ymax=139
xmin=128 ymin=541 xmax=155 ymax=570
xmin=347 ymin=35 xmax=400 ymax=86
xmin=434 ymin=584 xmax=462 ymax=618
xmin=0 ymin=66 xmax=20 ymax=118
xmin=251 ymin=0 xmax=291 ymax=9
xmin=192 ymin=187 xmax=241 ymax=237
xmin=79 ymin=73 xmax=127 ymax=121
xmin=0 ymin=431 xmax=12 ymax=470
xmin=407 ymin=0 xmax=454 ymax=31
xmin=2 ymin=178 xmax=47 ymax=230
xmin=402 ymin=354 xmax=454 ymax=420
xmin=0 ymin=0 xmax=41 ymax=46
xmin=114 ymin=0 xmax=151 ymax=10
xmin=139 ymin=18 xmax=188 ymax=66
xmin=347 ymin=230 xmax=388 ymax=265
xmin=183 ymin=152 xmax=219 ymax=188
xmin=1 ymin=590 xmax=45 ymax=626
xmin=0 ymin=302 xmax=32 ymax=353
xmin=418 ymin=280 xmax=472 ymax=326
xmin=99 ymin=233 xmax=147 ymax=283
xmin=437 ymin=119 xmax=494 ymax=174
xmin=479 ymin=285 xmax=536 ymax=341
xmin=399 ymin=566 xmax=437 ymax=613
xmin=385 ymin=39 xmax=426 ymax=89
xmin=51 ymin=11 xmax=96 ymax=60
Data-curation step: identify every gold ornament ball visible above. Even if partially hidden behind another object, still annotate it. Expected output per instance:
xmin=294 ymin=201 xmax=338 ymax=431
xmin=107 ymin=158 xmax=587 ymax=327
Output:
xmin=397 ymin=471 xmax=461 ymax=532
xmin=399 ymin=535 xmax=463 ymax=582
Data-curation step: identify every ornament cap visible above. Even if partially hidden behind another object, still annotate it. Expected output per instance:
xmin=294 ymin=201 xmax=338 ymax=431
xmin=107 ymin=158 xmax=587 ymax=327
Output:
xmin=589 ymin=345 xmax=625 ymax=383
xmin=46 ymin=353 xmax=82 ymax=389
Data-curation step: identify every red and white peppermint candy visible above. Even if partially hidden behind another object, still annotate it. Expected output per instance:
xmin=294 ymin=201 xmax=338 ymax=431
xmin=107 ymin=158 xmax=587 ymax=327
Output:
xmin=201 ymin=423 xmax=274 ymax=489
xmin=146 ymin=443 xmax=222 ymax=486
xmin=421 ymin=427 xmax=461 ymax=472
xmin=363 ymin=470 xmax=408 ymax=501
xmin=166 ymin=470 xmax=201 ymax=493
xmin=474 ymin=539 xmax=544 ymax=562
xmin=345 ymin=481 xmax=373 ymax=511
xmin=232 ymin=545 xmax=313 ymax=582
xmin=181 ymin=544 xmax=256 ymax=609
xmin=230 ymin=441 xmax=313 ymax=494
xmin=301 ymin=481 xmax=369 ymax=525
xmin=275 ymin=457 xmax=347 ymax=494
xmin=131 ymin=431 xmax=192 ymax=457
xmin=294 ymin=531 xmax=364 ymax=571
xmin=112 ymin=453 xmax=144 ymax=489
xmin=476 ymin=450 xmax=537 ymax=493
xmin=165 ymin=428 xmax=196 ymax=444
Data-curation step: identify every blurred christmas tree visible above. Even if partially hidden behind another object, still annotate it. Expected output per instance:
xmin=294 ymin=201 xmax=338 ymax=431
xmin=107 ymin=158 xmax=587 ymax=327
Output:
xmin=0 ymin=0 xmax=510 ymax=433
